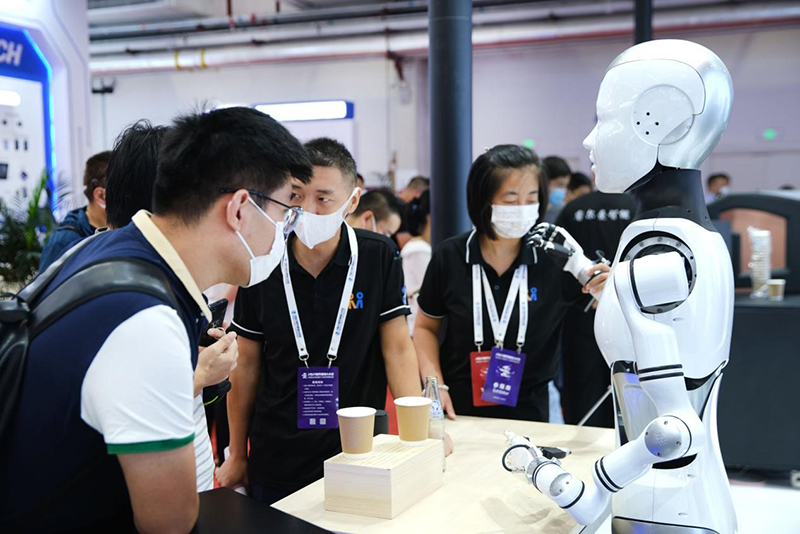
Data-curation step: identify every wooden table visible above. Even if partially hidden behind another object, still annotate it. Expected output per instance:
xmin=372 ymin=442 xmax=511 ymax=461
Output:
xmin=273 ymin=416 xmax=614 ymax=533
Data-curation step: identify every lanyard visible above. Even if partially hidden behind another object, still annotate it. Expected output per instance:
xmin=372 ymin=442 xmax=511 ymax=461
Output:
xmin=472 ymin=263 xmax=528 ymax=352
xmin=282 ymin=224 xmax=358 ymax=368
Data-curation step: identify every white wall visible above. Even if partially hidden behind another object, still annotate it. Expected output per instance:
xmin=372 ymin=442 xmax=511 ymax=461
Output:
xmin=91 ymin=24 xmax=800 ymax=194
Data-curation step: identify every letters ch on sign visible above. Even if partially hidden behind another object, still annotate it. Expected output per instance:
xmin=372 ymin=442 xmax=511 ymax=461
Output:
xmin=0 ymin=40 xmax=24 ymax=67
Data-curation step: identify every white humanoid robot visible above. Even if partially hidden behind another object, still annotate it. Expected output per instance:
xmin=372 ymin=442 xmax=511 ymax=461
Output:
xmin=503 ymin=40 xmax=737 ymax=533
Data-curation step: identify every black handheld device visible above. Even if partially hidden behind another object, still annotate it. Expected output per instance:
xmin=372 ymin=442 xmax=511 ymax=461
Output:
xmin=199 ymin=299 xmax=232 ymax=405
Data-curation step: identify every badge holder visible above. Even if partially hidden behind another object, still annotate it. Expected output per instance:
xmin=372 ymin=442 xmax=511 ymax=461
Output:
xmin=470 ymin=344 xmax=498 ymax=407
xmin=285 ymin=225 xmax=358 ymax=431
xmin=297 ymin=354 xmax=340 ymax=429
xmin=481 ymin=343 xmax=526 ymax=407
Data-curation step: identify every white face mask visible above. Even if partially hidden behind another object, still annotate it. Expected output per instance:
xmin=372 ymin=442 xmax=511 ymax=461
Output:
xmin=293 ymin=188 xmax=359 ymax=249
xmin=236 ymin=197 xmax=285 ymax=288
xmin=491 ymin=203 xmax=540 ymax=239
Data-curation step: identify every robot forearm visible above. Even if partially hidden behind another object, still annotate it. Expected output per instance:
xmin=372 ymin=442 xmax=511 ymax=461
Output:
xmin=504 ymin=414 xmax=695 ymax=526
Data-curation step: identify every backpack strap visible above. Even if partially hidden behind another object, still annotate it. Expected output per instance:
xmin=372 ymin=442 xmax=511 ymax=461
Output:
xmin=3 ymin=257 xmax=183 ymax=531
xmin=17 ymin=232 xmax=102 ymax=306
xmin=29 ymin=257 xmax=181 ymax=339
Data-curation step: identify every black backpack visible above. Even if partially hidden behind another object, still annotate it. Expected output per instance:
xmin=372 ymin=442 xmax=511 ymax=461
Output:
xmin=0 ymin=234 xmax=181 ymax=442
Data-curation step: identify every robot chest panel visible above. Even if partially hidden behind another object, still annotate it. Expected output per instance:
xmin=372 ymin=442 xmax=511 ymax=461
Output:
xmin=595 ymin=220 xmax=734 ymax=378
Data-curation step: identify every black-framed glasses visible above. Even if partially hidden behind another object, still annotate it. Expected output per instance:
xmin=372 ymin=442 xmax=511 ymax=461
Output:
xmin=219 ymin=188 xmax=302 ymax=236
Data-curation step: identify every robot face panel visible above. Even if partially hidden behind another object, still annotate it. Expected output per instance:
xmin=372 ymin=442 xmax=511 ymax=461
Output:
xmin=586 ymin=40 xmax=733 ymax=193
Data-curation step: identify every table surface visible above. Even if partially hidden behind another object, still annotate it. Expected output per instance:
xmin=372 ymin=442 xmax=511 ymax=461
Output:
xmin=273 ymin=416 xmax=615 ymax=534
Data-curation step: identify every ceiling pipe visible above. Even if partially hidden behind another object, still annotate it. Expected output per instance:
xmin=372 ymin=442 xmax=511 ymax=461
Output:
xmin=89 ymin=0 xmax=727 ymax=55
xmin=89 ymin=3 xmax=800 ymax=76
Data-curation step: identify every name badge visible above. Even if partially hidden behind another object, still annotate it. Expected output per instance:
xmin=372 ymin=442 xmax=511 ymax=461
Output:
xmin=470 ymin=351 xmax=498 ymax=407
xmin=297 ymin=367 xmax=339 ymax=429
xmin=481 ymin=347 xmax=526 ymax=407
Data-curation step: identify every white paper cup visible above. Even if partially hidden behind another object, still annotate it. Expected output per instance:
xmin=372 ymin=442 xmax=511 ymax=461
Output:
xmin=768 ymin=279 xmax=786 ymax=301
xmin=394 ymin=397 xmax=432 ymax=446
xmin=337 ymin=407 xmax=377 ymax=459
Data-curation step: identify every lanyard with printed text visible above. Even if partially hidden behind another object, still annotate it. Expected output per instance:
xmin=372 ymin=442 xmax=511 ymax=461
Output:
xmin=472 ymin=263 xmax=528 ymax=352
xmin=282 ymin=224 xmax=358 ymax=368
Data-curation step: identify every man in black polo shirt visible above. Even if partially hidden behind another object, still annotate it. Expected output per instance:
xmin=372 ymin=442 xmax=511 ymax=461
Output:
xmin=219 ymin=137 xmax=421 ymax=504
xmin=555 ymin=189 xmax=637 ymax=427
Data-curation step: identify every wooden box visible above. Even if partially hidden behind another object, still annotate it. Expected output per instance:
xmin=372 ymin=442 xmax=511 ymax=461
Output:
xmin=323 ymin=434 xmax=444 ymax=519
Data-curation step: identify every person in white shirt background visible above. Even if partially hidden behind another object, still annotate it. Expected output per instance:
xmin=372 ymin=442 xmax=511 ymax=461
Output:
xmin=401 ymin=189 xmax=431 ymax=335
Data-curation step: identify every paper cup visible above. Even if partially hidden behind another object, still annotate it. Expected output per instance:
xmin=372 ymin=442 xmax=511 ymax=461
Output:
xmin=768 ymin=279 xmax=786 ymax=301
xmin=394 ymin=397 xmax=432 ymax=446
xmin=337 ymin=407 xmax=377 ymax=460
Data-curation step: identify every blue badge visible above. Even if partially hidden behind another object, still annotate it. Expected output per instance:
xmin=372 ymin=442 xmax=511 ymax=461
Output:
xmin=297 ymin=367 xmax=339 ymax=429
xmin=530 ymin=287 xmax=538 ymax=302
xmin=481 ymin=347 xmax=526 ymax=407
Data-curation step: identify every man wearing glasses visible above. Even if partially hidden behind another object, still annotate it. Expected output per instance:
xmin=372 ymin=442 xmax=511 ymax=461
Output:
xmin=1 ymin=107 xmax=312 ymax=532
xmin=219 ymin=137 xmax=422 ymax=503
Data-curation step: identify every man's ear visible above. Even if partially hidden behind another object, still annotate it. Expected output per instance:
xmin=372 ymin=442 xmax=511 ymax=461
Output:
xmin=94 ymin=186 xmax=106 ymax=205
xmin=347 ymin=186 xmax=362 ymax=216
xmin=225 ymin=189 xmax=250 ymax=232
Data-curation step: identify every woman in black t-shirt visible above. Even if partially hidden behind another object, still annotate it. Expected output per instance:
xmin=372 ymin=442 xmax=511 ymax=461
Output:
xmin=413 ymin=145 xmax=609 ymax=422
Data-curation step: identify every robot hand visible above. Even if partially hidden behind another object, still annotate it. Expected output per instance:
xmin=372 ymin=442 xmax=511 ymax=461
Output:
xmin=527 ymin=223 xmax=609 ymax=292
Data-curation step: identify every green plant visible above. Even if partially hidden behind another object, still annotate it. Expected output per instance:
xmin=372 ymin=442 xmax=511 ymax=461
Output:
xmin=0 ymin=170 xmax=70 ymax=290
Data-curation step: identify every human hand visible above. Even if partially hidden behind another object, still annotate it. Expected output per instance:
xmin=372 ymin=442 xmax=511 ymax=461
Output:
xmin=195 ymin=330 xmax=238 ymax=393
xmin=440 ymin=389 xmax=457 ymax=421
xmin=583 ymin=263 xmax=610 ymax=297
xmin=444 ymin=432 xmax=454 ymax=456
xmin=216 ymin=455 xmax=249 ymax=491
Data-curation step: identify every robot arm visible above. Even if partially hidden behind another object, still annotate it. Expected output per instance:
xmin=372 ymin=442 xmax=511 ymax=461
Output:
xmin=528 ymin=223 xmax=609 ymax=292
xmin=502 ymin=251 xmax=705 ymax=526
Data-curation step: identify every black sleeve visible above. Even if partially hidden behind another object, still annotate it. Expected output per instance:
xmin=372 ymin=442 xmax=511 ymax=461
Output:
xmin=229 ymin=284 xmax=265 ymax=341
xmin=562 ymin=271 xmax=592 ymax=307
xmin=416 ymin=246 xmax=447 ymax=319
xmin=379 ymin=242 xmax=411 ymax=323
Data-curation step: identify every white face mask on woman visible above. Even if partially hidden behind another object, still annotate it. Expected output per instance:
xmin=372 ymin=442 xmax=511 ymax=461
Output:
xmin=236 ymin=197 xmax=285 ymax=287
xmin=490 ymin=203 xmax=540 ymax=239
xmin=293 ymin=188 xmax=359 ymax=249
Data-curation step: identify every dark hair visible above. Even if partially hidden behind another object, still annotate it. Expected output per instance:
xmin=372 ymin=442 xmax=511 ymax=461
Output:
xmin=467 ymin=145 xmax=547 ymax=241
xmin=105 ymin=120 xmax=167 ymax=228
xmin=406 ymin=176 xmax=430 ymax=191
xmin=352 ymin=188 xmax=402 ymax=221
xmin=406 ymin=189 xmax=430 ymax=237
xmin=542 ymin=156 xmax=571 ymax=181
xmin=568 ymin=172 xmax=592 ymax=192
xmin=707 ymin=173 xmax=730 ymax=187
xmin=83 ymin=151 xmax=112 ymax=201
xmin=356 ymin=173 xmax=365 ymax=187
xmin=304 ymin=137 xmax=357 ymax=188
xmin=152 ymin=107 xmax=312 ymax=222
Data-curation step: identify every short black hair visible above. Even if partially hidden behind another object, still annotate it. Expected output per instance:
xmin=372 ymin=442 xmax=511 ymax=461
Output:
xmin=707 ymin=173 xmax=730 ymax=188
xmin=352 ymin=188 xmax=403 ymax=222
xmin=568 ymin=172 xmax=592 ymax=192
xmin=406 ymin=189 xmax=430 ymax=237
xmin=83 ymin=151 xmax=112 ymax=201
xmin=105 ymin=120 xmax=167 ymax=228
xmin=153 ymin=107 xmax=312 ymax=222
xmin=467 ymin=145 xmax=546 ymax=241
xmin=407 ymin=176 xmax=430 ymax=191
xmin=304 ymin=137 xmax=357 ymax=188
xmin=542 ymin=155 xmax=571 ymax=180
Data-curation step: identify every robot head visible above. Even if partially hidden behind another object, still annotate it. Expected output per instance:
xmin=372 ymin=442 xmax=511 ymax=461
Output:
xmin=584 ymin=40 xmax=733 ymax=193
